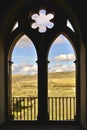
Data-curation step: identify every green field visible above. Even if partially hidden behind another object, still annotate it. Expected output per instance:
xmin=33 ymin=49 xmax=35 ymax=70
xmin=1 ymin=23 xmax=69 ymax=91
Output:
xmin=12 ymin=71 xmax=76 ymax=97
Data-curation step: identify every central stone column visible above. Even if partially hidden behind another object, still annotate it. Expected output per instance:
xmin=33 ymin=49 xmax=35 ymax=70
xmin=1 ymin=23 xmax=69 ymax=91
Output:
xmin=37 ymin=57 xmax=49 ymax=123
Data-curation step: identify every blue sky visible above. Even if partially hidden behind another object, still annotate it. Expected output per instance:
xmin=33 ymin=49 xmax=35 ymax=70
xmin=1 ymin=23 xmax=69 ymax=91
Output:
xmin=12 ymin=34 xmax=75 ymax=75
xmin=12 ymin=10 xmax=75 ymax=75
xmin=48 ymin=35 xmax=75 ymax=73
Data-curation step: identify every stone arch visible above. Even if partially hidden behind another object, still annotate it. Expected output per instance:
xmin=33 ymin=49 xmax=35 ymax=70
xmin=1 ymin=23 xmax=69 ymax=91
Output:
xmin=0 ymin=0 xmax=86 ymax=128
xmin=8 ymin=32 xmax=38 ymax=120
xmin=48 ymin=33 xmax=80 ymax=120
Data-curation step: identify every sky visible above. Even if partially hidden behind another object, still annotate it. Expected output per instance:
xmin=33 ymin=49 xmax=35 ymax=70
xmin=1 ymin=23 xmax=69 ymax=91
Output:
xmin=12 ymin=34 xmax=75 ymax=75
xmin=12 ymin=10 xmax=75 ymax=75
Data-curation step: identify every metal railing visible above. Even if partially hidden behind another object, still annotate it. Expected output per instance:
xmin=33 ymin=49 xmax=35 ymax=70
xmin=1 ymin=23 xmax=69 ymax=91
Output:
xmin=11 ymin=97 xmax=76 ymax=121
xmin=48 ymin=97 xmax=76 ymax=121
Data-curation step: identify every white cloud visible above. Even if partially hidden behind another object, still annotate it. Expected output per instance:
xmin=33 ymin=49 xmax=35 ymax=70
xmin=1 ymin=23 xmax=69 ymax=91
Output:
xmin=16 ymin=35 xmax=33 ymax=48
xmin=12 ymin=62 xmax=37 ymax=75
xmin=49 ymin=63 xmax=75 ymax=73
xmin=55 ymin=54 xmax=75 ymax=61
xmin=12 ymin=61 xmax=75 ymax=75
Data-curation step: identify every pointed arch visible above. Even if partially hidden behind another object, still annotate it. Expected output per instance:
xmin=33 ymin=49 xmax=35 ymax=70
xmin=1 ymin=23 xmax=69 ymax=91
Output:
xmin=48 ymin=34 xmax=76 ymax=121
xmin=8 ymin=34 xmax=38 ymax=120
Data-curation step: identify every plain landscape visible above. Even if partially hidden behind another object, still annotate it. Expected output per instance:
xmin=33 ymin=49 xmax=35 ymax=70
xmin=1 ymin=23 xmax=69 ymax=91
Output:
xmin=12 ymin=71 xmax=76 ymax=120
xmin=12 ymin=71 xmax=76 ymax=97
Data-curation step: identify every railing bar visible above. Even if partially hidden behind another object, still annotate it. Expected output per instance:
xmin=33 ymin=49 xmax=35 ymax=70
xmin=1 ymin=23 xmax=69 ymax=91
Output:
xmin=75 ymin=97 xmax=76 ymax=116
xmin=73 ymin=97 xmax=75 ymax=120
xmin=70 ymin=97 xmax=71 ymax=120
xmin=55 ymin=97 xmax=57 ymax=120
xmin=71 ymin=97 xmax=72 ymax=120
xmin=66 ymin=97 xmax=68 ymax=120
xmin=12 ymin=97 xmax=13 ymax=120
xmin=36 ymin=98 xmax=37 ymax=120
xmin=21 ymin=98 xmax=23 ymax=120
xmin=31 ymin=97 xmax=32 ymax=120
xmin=19 ymin=97 xmax=21 ymax=120
xmin=23 ymin=97 xmax=25 ymax=120
xmin=56 ymin=98 xmax=57 ymax=120
xmin=59 ymin=97 xmax=61 ymax=120
xmin=30 ymin=97 xmax=32 ymax=120
xmin=73 ymin=97 xmax=75 ymax=119
xmin=35 ymin=98 xmax=37 ymax=120
xmin=15 ymin=98 xmax=16 ymax=119
xmin=35 ymin=98 xmax=38 ymax=120
xmin=25 ymin=98 xmax=26 ymax=120
xmin=33 ymin=98 xmax=35 ymax=120
xmin=57 ymin=98 xmax=59 ymax=120
xmin=17 ymin=98 xmax=19 ymax=120
xmin=58 ymin=97 xmax=60 ymax=120
xmin=52 ymin=97 xmax=53 ymax=120
xmin=27 ymin=97 xmax=28 ymax=120
xmin=63 ymin=97 xmax=64 ymax=120
xmin=21 ymin=97 xmax=23 ymax=120
xmin=32 ymin=98 xmax=33 ymax=120
xmin=21 ymin=98 xmax=22 ymax=120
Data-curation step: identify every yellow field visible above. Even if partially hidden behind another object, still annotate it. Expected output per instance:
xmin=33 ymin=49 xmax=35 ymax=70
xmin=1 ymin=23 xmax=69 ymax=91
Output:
xmin=12 ymin=71 xmax=76 ymax=97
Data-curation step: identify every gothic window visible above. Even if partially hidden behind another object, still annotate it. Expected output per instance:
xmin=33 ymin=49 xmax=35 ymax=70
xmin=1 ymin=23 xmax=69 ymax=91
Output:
xmin=8 ymin=5 xmax=79 ymax=123
xmin=48 ymin=34 xmax=76 ymax=120
xmin=11 ymin=35 xmax=38 ymax=120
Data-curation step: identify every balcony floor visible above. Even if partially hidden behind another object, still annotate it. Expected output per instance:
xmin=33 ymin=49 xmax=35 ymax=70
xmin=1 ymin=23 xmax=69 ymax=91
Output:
xmin=0 ymin=123 xmax=85 ymax=130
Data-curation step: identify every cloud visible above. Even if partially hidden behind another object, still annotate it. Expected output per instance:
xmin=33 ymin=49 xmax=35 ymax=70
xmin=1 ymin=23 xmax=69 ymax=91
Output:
xmin=12 ymin=61 xmax=75 ymax=75
xmin=12 ymin=62 xmax=37 ymax=75
xmin=55 ymin=54 xmax=75 ymax=61
xmin=49 ymin=63 xmax=75 ymax=73
xmin=16 ymin=35 xmax=33 ymax=48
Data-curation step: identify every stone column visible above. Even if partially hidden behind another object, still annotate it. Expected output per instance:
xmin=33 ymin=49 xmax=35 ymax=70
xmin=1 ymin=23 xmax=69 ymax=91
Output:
xmin=8 ymin=60 xmax=14 ymax=120
xmin=37 ymin=58 xmax=49 ymax=123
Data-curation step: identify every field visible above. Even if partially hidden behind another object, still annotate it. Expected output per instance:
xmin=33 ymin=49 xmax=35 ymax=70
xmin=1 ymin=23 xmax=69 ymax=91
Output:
xmin=12 ymin=71 xmax=76 ymax=97
xmin=12 ymin=71 xmax=76 ymax=120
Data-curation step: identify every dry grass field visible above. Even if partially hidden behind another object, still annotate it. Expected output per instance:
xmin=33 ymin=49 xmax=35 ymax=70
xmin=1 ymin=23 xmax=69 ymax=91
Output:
xmin=12 ymin=71 xmax=76 ymax=97
xmin=12 ymin=71 xmax=76 ymax=120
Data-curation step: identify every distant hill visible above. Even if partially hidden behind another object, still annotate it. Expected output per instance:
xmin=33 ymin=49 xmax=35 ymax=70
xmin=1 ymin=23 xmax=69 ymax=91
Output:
xmin=12 ymin=74 xmax=37 ymax=82
xmin=48 ymin=71 xmax=75 ymax=79
xmin=12 ymin=71 xmax=75 ymax=82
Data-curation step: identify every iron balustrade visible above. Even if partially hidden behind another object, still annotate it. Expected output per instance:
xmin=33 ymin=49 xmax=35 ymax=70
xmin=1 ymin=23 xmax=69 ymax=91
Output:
xmin=11 ymin=97 xmax=76 ymax=121
xmin=48 ymin=97 xmax=76 ymax=121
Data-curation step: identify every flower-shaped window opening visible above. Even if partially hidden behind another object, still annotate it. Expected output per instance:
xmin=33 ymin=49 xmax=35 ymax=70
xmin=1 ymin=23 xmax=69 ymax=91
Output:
xmin=31 ymin=9 xmax=54 ymax=33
